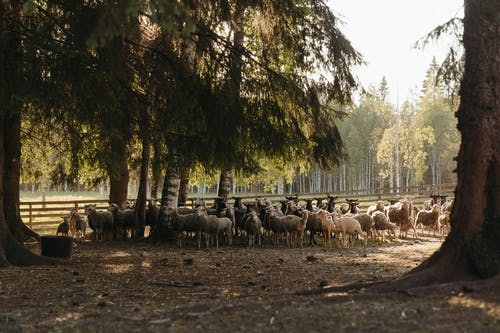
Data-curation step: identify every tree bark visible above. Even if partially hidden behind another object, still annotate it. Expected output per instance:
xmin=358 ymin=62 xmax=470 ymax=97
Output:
xmin=108 ymin=141 xmax=129 ymax=204
xmin=161 ymin=150 xmax=180 ymax=210
xmin=178 ymin=168 xmax=190 ymax=207
xmin=217 ymin=169 xmax=232 ymax=202
xmin=134 ymin=81 xmax=155 ymax=238
xmin=150 ymin=142 xmax=163 ymax=200
xmin=1 ymin=2 xmax=39 ymax=242
xmin=0 ymin=2 xmax=52 ymax=265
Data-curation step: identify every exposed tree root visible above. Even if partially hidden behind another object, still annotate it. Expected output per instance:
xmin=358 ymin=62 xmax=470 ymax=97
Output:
xmin=12 ymin=218 xmax=40 ymax=242
xmin=296 ymin=281 xmax=386 ymax=296
xmin=301 ymin=237 xmax=490 ymax=296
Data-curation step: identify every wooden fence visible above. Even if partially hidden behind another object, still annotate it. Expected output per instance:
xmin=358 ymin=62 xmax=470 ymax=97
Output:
xmin=20 ymin=183 xmax=456 ymax=235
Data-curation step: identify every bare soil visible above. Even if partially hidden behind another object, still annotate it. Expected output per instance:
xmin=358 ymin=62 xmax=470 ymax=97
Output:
xmin=0 ymin=237 xmax=499 ymax=332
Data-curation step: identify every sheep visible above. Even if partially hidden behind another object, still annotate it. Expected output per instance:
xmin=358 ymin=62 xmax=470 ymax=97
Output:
xmin=244 ymin=211 xmax=262 ymax=247
xmin=282 ymin=210 xmax=309 ymax=248
xmin=306 ymin=210 xmax=326 ymax=246
xmin=84 ymin=204 xmax=113 ymax=241
xmin=145 ymin=199 xmax=160 ymax=230
xmin=194 ymin=197 xmax=205 ymax=208
xmin=372 ymin=211 xmax=397 ymax=241
xmin=279 ymin=200 xmax=288 ymax=214
xmin=387 ymin=199 xmax=416 ymax=239
xmin=366 ymin=201 xmax=385 ymax=216
xmin=423 ymin=194 xmax=441 ymax=210
xmin=312 ymin=210 xmax=336 ymax=247
xmin=195 ymin=207 xmax=232 ymax=248
xmin=325 ymin=195 xmax=338 ymax=213
xmin=234 ymin=206 xmax=249 ymax=238
xmin=163 ymin=207 xmax=199 ymax=248
xmin=332 ymin=214 xmax=367 ymax=248
xmin=305 ymin=199 xmax=318 ymax=212
xmin=415 ymin=204 xmax=441 ymax=236
xmin=285 ymin=200 xmax=301 ymax=216
xmin=211 ymin=215 xmax=233 ymax=248
xmin=269 ymin=208 xmax=287 ymax=247
xmin=108 ymin=203 xmax=135 ymax=240
xmin=346 ymin=199 xmax=360 ymax=215
xmin=438 ymin=211 xmax=451 ymax=235
xmin=353 ymin=213 xmax=375 ymax=240
xmin=412 ymin=205 xmax=421 ymax=219
xmin=441 ymin=199 xmax=454 ymax=213
xmin=56 ymin=216 xmax=70 ymax=236
xmin=177 ymin=206 xmax=194 ymax=215
xmin=338 ymin=202 xmax=350 ymax=214
xmin=315 ymin=197 xmax=326 ymax=210
xmin=69 ymin=209 xmax=86 ymax=241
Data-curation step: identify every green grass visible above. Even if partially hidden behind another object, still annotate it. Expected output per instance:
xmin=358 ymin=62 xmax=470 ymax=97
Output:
xmin=20 ymin=191 xmax=107 ymax=202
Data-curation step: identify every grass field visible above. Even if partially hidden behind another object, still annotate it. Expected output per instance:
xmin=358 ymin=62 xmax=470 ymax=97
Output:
xmin=20 ymin=191 xmax=108 ymax=202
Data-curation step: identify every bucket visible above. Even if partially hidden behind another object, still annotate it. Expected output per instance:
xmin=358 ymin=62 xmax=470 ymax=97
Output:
xmin=40 ymin=236 xmax=73 ymax=258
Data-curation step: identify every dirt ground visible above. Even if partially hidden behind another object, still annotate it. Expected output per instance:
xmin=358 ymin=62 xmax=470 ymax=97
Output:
xmin=0 ymin=236 xmax=499 ymax=333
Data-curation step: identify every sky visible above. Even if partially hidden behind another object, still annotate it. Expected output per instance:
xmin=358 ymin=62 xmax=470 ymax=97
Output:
xmin=327 ymin=0 xmax=464 ymax=106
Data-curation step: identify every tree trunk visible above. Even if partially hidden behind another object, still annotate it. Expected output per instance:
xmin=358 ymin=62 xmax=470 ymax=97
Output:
xmin=150 ymin=142 xmax=163 ymax=200
xmin=0 ymin=1 xmax=52 ymax=265
xmin=377 ymin=0 xmax=500 ymax=289
xmin=178 ymin=168 xmax=190 ymax=206
xmin=134 ymin=79 xmax=156 ymax=239
xmin=161 ymin=150 xmax=180 ymax=210
xmin=217 ymin=169 xmax=232 ymax=202
xmin=108 ymin=142 xmax=129 ymax=204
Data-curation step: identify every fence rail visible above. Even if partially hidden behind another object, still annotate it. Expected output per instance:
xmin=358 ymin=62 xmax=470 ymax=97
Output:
xmin=20 ymin=183 xmax=456 ymax=235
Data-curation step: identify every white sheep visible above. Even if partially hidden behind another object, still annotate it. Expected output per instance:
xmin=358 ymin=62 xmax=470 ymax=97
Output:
xmin=269 ymin=208 xmax=287 ymax=247
xmin=244 ymin=211 xmax=262 ymax=247
xmin=84 ymin=204 xmax=113 ymax=241
xmin=164 ymin=207 xmax=199 ymax=248
xmin=282 ymin=210 xmax=309 ymax=248
xmin=332 ymin=214 xmax=367 ymax=248
xmin=372 ymin=211 xmax=397 ymax=241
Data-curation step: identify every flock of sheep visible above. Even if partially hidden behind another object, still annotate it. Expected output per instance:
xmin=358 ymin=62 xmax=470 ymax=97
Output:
xmin=55 ymin=194 xmax=453 ymax=249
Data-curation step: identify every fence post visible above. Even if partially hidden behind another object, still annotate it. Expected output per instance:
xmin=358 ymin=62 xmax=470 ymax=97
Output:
xmin=29 ymin=203 xmax=33 ymax=229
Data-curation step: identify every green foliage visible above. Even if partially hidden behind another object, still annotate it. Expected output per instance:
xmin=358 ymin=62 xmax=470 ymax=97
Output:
xmin=415 ymin=17 xmax=464 ymax=102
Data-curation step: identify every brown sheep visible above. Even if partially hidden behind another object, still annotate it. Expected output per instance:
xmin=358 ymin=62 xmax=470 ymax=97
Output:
xmin=387 ymin=199 xmax=416 ymax=239
xmin=415 ymin=204 xmax=441 ymax=236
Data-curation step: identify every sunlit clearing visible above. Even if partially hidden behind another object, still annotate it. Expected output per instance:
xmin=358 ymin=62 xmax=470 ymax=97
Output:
xmin=55 ymin=312 xmax=82 ymax=323
xmin=107 ymin=251 xmax=132 ymax=258
xmin=103 ymin=264 xmax=134 ymax=274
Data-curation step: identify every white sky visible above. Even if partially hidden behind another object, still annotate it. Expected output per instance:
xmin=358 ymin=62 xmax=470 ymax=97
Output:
xmin=327 ymin=0 xmax=464 ymax=106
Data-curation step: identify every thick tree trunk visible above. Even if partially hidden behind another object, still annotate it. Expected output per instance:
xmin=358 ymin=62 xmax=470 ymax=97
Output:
xmin=4 ymin=108 xmax=39 ymax=242
xmin=108 ymin=142 xmax=129 ymax=204
xmin=217 ymin=169 xmax=232 ymax=202
xmin=374 ymin=0 xmax=500 ymax=290
xmin=0 ymin=2 xmax=52 ymax=264
xmin=0 ymin=1 xmax=38 ymax=243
